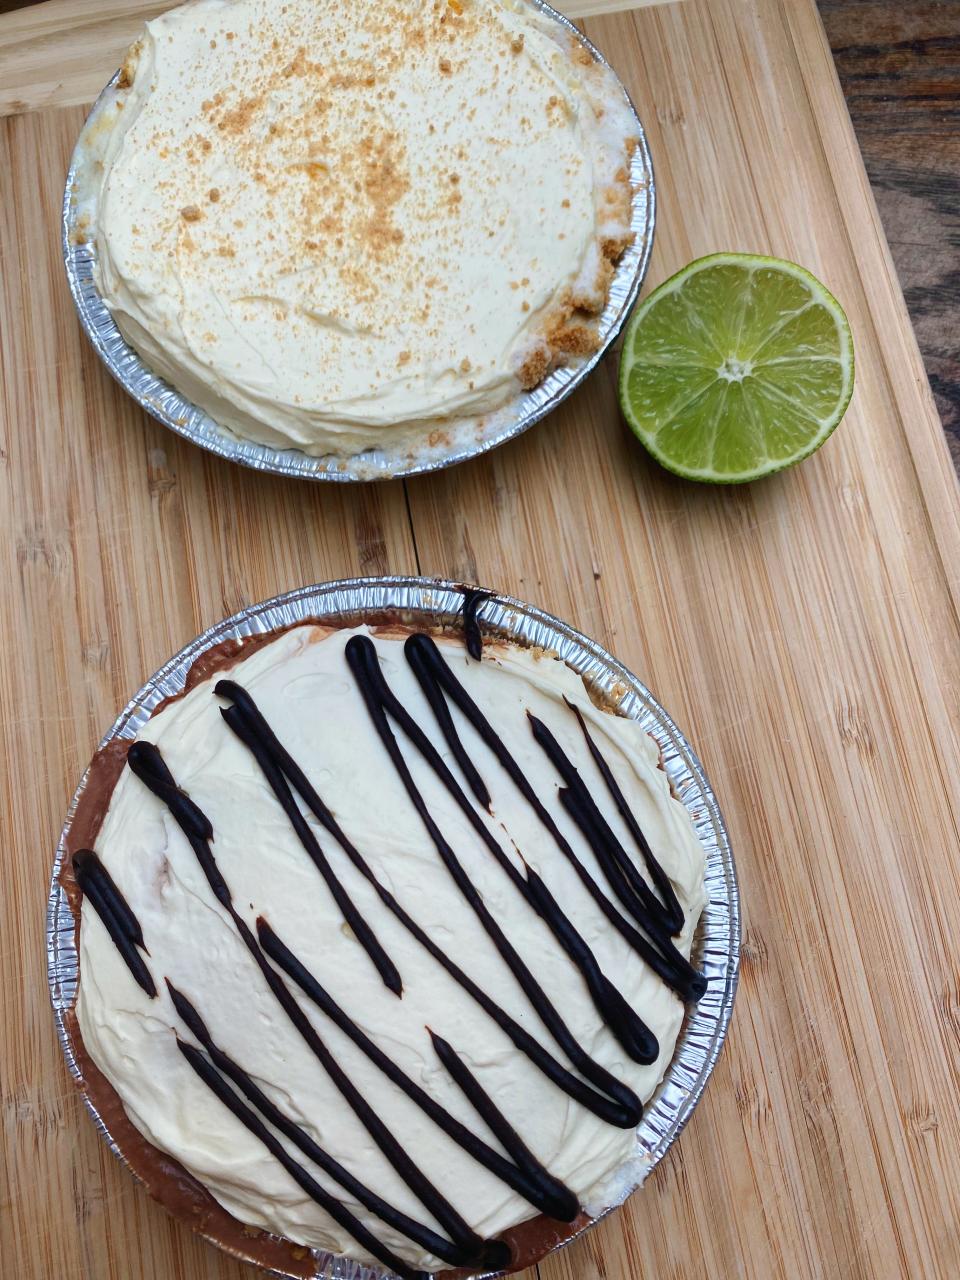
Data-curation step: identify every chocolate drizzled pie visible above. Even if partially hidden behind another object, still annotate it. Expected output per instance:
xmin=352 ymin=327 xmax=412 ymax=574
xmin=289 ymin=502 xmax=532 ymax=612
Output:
xmin=66 ymin=609 xmax=707 ymax=1275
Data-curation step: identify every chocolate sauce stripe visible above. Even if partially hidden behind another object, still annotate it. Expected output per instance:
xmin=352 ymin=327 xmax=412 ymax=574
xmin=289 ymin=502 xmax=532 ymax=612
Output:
xmin=73 ymin=849 xmax=146 ymax=948
xmin=461 ymin=588 xmax=493 ymax=664
xmin=405 ymin=648 xmax=491 ymax=809
xmin=344 ymin=635 xmax=646 ymax=1115
xmin=175 ymin=1038 xmax=429 ymax=1280
xmin=220 ymin=702 xmax=403 ymax=997
xmin=166 ymin=982 xmax=476 ymax=1268
xmin=547 ymin=771 xmax=701 ymax=993
xmin=125 ymin=741 xmax=501 ymax=1270
xmin=214 ymin=676 xmax=641 ymax=1129
xmin=73 ymin=851 xmax=157 ymax=998
xmin=530 ymin=714 xmax=678 ymax=939
xmin=555 ymin=787 xmax=701 ymax=997
xmin=403 ymin=633 xmax=704 ymax=1003
xmin=557 ymin=785 xmax=670 ymax=937
xmin=428 ymin=1029 xmax=576 ymax=1219
xmin=521 ymin=865 xmax=657 ymax=1061
xmin=566 ymin=698 xmax=684 ymax=932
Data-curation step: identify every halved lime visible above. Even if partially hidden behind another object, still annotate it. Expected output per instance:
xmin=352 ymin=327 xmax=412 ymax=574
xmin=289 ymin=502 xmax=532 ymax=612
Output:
xmin=618 ymin=253 xmax=854 ymax=483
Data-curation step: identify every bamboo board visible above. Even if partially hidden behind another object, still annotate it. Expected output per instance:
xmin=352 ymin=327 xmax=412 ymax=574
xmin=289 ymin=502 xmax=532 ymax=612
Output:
xmin=2 ymin=0 xmax=960 ymax=1277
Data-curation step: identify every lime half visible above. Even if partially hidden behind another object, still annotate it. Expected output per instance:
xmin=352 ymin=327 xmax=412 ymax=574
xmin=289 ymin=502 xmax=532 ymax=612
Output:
xmin=618 ymin=253 xmax=854 ymax=483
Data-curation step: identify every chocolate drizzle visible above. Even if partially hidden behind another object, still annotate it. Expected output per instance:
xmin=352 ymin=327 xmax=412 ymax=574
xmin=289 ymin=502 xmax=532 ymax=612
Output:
xmin=404 ymin=634 xmax=706 ymax=1003
xmin=213 ymin=676 xmax=640 ymax=1126
xmin=220 ymin=698 xmax=402 ymax=997
xmin=166 ymin=981 xmax=473 ymax=1271
xmin=257 ymin=920 xmax=578 ymax=1223
xmin=345 ymin=634 xmax=653 ymax=1098
xmin=125 ymin=740 xmax=504 ymax=1274
xmin=529 ymin=714 xmax=706 ymax=1002
xmin=567 ymin=697 xmax=685 ymax=932
xmin=174 ymin=1036 xmax=430 ymax=1280
xmin=72 ymin=849 xmax=156 ymax=997
xmin=81 ymin=612 xmax=707 ymax=1275
xmin=427 ymin=1028 xmax=570 ymax=1209
xmin=461 ymin=588 xmax=493 ymax=662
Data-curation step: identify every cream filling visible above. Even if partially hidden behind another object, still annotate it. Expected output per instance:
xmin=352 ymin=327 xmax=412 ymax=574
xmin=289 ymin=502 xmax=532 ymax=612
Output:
xmin=77 ymin=626 xmax=706 ymax=1271
xmin=91 ymin=0 xmax=638 ymax=455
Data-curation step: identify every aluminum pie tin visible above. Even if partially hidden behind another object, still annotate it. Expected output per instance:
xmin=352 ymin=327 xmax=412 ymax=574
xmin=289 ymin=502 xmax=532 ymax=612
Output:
xmin=61 ymin=2 xmax=654 ymax=483
xmin=48 ymin=577 xmax=738 ymax=1279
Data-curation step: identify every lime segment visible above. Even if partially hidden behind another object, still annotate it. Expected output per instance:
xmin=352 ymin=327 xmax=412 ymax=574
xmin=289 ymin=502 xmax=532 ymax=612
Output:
xmin=618 ymin=253 xmax=854 ymax=483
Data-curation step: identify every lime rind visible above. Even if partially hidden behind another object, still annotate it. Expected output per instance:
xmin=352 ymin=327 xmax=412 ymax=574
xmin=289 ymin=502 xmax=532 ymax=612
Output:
xmin=618 ymin=253 xmax=854 ymax=483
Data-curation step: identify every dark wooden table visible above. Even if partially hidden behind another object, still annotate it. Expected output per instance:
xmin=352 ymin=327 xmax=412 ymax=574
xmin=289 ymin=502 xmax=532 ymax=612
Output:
xmin=819 ymin=1 xmax=960 ymax=467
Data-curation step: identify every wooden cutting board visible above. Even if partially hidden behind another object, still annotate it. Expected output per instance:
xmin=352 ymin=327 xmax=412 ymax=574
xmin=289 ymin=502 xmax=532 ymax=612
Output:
xmin=2 ymin=0 xmax=959 ymax=1277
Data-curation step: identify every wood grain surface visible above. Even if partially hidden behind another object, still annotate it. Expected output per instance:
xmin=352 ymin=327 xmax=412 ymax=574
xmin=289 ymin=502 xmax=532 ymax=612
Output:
xmin=2 ymin=1 xmax=960 ymax=1279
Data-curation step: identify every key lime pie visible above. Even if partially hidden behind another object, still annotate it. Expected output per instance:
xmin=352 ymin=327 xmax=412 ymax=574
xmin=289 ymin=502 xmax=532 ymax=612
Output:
xmin=66 ymin=598 xmax=706 ymax=1276
xmin=89 ymin=0 xmax=639 ymax=457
